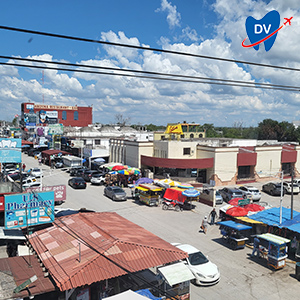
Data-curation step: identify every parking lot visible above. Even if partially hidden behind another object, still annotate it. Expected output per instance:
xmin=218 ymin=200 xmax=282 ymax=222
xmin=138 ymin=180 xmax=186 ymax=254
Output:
xmin=21 ymin=154 xmax=300 ymax=300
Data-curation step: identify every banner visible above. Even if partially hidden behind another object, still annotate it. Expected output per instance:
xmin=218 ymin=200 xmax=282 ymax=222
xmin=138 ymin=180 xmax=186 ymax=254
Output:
xmin=4 ymin=191 xmax=54 ymax=229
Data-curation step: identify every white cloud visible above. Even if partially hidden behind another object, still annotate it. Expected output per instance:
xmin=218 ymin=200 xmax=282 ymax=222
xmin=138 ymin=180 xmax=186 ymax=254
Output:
xmin=156 ymin=0 xmax=181 ymax=29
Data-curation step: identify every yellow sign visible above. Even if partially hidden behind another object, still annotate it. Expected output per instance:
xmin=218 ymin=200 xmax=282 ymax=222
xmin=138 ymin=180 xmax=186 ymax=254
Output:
xmin=165 ymin=124 xmax=183 ymax=134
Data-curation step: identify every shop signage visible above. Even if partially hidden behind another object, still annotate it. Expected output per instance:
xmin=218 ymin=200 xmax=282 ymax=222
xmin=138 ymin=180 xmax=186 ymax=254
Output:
xmin=0 ymin=138 xmax=21 ymax=163
xmin=238 ymin=198 xmax=250 ymax=206
xmin=4 ymin=191 xmax=54 ymax=229
xmin=35 ymin=104 xmax=78 ymax=110
xmin=27 ymin=185 xmax=66 ymax=203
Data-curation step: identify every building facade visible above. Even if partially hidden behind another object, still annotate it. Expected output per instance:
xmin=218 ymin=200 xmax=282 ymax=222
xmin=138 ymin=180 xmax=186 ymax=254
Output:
xmin=21 ymin=102 xmax=92 ymax=128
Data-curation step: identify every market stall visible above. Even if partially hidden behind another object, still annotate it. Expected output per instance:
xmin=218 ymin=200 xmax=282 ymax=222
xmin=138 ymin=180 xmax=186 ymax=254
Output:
xmin=218 ymin=220 xmax=252 ymax=250
xmin=257 ymin=233 xmax=290 ymax=269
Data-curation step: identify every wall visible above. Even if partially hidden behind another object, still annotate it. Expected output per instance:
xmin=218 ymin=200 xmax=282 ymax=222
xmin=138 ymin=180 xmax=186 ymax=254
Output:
xmin=255 ymin=145 xmax=282 ymax=178
xmin=154 ymin=140 xmax=198 ymax=159
xmin=214 ymin=147 xmax=238 ymax=183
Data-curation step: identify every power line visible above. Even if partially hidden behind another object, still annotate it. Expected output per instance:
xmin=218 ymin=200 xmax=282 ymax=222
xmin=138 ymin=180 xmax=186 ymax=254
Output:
xmin=1 ymin=61 xmax=300 ymax=92
xmin=1 ymin=55 xmax=300 ymax=91
xmin=0 ymin=25 xmax=299 ymax=73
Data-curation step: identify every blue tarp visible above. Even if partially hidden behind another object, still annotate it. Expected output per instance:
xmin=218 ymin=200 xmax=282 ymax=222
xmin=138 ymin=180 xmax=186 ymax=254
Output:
xmin=217 ymin=220 xmax=252 ymax=231
xmin=281 ymin=213 xmax=300 ymax=234
xmin=247 ymin=207 xmax=300 ymax=228
xmin=135 ymin=289 xmax=163 ymax=300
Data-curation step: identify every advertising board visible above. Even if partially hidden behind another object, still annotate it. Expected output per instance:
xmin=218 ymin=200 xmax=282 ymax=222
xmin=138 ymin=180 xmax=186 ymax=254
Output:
xmin=27 ymin=185 xmax=66 ymax=204
xmin=4 ymin=191 xmax=54 ymax=229
xmin=0 ymin=138 xmax=22 ymax=163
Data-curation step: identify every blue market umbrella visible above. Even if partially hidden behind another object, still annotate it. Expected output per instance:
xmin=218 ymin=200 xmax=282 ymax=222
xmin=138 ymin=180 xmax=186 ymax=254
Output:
xmin=136 ymin=177 xmax=153 ymax=185
xmin=182 ymin=189 xmax=200 ymax=197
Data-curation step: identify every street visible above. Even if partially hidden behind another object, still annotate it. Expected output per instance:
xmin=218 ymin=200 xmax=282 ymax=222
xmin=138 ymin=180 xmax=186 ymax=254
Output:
xmin=23 ymin=154 xmax=300 ymax=300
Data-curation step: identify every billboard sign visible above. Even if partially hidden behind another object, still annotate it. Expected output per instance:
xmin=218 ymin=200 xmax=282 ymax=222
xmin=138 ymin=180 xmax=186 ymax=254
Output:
xmin=27 ymin=185 xmax=66 ymax=203
xmin=4 ymin=191 xmax=54 ymax=229
xmin=0 ymin=138 xmax=22 ymax=163
xmin=48 ymin=124 xmax=63 ymax=135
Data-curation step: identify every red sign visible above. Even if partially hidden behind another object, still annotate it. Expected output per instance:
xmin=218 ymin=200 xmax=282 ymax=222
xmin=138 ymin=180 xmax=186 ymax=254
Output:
xmin=27 ymin=185 xmax=66 ymax=203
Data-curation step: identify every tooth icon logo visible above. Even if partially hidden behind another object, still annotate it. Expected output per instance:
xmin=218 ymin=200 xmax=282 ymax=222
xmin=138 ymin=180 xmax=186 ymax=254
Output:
xmin=242 ymin=10 xmax=293 ymax=51
xmin=0 ymin=140 xmax=17 ymax=148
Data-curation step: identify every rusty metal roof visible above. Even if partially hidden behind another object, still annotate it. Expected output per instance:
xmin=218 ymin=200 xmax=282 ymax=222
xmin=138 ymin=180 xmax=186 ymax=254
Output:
xmin=28 ymin=212 xmax=187 ymax=291
xmin=0 ymin=255 xmax=56 ymax=299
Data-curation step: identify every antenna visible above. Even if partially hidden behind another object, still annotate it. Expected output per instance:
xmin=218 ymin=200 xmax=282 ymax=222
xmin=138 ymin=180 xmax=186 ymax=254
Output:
xmin=42 ymin=70 xmax=44 ymax=104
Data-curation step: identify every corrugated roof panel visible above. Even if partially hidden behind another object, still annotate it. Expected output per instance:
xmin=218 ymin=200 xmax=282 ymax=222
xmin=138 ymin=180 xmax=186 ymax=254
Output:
xmin=29 ymin=212 xmax=187 ymax=291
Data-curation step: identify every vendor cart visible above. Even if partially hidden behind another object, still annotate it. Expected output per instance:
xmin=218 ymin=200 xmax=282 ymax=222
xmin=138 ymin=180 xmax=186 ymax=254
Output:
xmin=134 ymin=184 xmax=163 ymax=206
xmin=218 ymin=220 xmax=252 ymax=250
xmin=257 ymin=233 xmax=290 ymax=269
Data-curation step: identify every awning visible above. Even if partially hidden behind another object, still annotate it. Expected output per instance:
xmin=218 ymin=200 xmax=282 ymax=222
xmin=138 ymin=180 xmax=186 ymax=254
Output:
xmin=0 ymin=227 xmax=26 ymax=240
xmin=103 ymin=290 xmax=151 ymax=299
xmin=257 ymin=233 xmax=290 ymax=245
xmin=136 ymin=186 xmax=149 ymax=192
xmin=158 ymin=262 xmax=195 ymax=286
xmin=235 ymin=217 xmax=264 ymax=224
xmin=217 ymin=220 xmax=252 ymax=231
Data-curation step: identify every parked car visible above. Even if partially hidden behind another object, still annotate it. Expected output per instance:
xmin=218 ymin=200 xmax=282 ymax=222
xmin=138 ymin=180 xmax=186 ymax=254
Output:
xmin=68 ymin=177 xmax=87 ymax=189
xmin=104 ymin=186 xmax=127 ymax=201
xmin=238 ymin=186 xmax=261 ymax=201
xmin=218 ymin=187 xmax=243 ymax=203
xmin=70 ymin=167 xmax=86 ymax=177
xmin=55 ymin=160 xmax=64 ymax=168
xmin=262 ymin=182 xmax=284 ymax=196
xmin=283 ymin=181 xmax=300 ymax=194
xmin=30 ymin=168 xmax=43 ymax=178
xmin=293 ymin=178 xmax=300 ymax=186
xmin=172 ymin=243 xmax=220 ymax=286
xmin=82 ymin=170 xmax=100 ymax=182
xmin=90 ymin=173 xmax=106 ymax=185
xmin=215 ymin=190 xmax=223 ymax=205
xmin=21 ymin=176 xmax=41 ymax=189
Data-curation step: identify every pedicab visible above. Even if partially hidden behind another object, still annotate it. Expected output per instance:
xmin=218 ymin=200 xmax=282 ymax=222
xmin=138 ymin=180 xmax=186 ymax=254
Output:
xmin=256 ymin=233 xmax=290 ymax=269
xmin=162 ymin=187 xmax=197 ymax=211
xmin=218 ymin=220 xmax=252 ymax=250
xmin=133 ymin=184 xmax=163 ymax=206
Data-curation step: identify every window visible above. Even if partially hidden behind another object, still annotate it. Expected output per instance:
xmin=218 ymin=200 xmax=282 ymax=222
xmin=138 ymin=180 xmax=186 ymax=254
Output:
xmin=190 ymin=133 xmax=194 ymax=138
xmin=95 ymin=139 xmax=101 ymax=145
xmin=183 ymin=148 xmax=191 ymax=155
xmin=74 ymin=111 xmax=78 ymax=120
xmin=199 ymin=134 xmax=203 ymax=138
xmin=62 ymin=111 xmax=67 ymax=120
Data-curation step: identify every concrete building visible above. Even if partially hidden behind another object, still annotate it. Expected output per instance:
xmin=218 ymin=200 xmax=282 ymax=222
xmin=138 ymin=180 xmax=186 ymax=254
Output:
xmin=21 ymin=102 xmax=92 ymax=128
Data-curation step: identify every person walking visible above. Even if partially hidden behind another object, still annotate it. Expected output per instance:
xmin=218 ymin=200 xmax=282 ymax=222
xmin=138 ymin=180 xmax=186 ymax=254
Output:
xmin=209 ymin=208 xmax=218 ymax=225
xmin=200 ymin=216 xmax=209 ymax=234
xmin=251 ymin=236 xmax=260 ymax=257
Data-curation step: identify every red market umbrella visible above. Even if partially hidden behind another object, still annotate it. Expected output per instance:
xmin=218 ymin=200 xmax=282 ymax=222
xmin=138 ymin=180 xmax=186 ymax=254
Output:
xmin=228 ymin=198 xmax=244 ymax=206
xmin=244 ymin=203 xmax=264 ymax=212
xmin=112 ymin=165 xmax=125 ymax=171
xmin=226 ymin=206 xmax=249 ymax=217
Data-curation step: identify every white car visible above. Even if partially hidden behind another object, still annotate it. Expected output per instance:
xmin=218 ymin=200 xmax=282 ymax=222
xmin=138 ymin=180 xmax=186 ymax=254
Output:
xmin=172 ymin=243 xmax=220 ymax=286
xmin=90 ymin=173 xmax=106 ymax=185
xmin=283 ymin=181 xmax=300 ymax=194
xmin=22 ymin=177 xmax=41 ymax=189
xmin=238 ymin=186 xmax=261 ymax=201
xmin=30 ymin=168 xmax=43 ymax=178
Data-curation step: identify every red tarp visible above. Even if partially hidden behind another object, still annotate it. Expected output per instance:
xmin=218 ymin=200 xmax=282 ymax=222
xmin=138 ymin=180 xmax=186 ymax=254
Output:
xmin=163 ymin=188 xmax=187 ymax=203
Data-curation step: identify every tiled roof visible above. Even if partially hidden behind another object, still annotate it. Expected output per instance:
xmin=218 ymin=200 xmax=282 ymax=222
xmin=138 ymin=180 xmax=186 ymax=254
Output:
xmin=28 ymin=212 xmax=187 ymax=291
xmin=0 ymin=255 xmax=55 ymax=299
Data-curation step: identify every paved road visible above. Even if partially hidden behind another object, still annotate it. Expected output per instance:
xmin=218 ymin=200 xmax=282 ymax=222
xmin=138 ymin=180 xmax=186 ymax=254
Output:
xmin=22 ymin=154 xmax=300 ymax=300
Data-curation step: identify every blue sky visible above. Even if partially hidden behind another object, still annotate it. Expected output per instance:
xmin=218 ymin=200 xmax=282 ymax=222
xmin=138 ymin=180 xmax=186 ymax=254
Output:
xmin=0 ymin=0 xmax=300 ymax=127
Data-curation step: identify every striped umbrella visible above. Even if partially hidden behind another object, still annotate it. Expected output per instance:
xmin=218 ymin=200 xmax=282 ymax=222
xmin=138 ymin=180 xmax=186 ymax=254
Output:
xmin=118 ymin=169 xmax=130 ymax=175
xmin=182 ymin=189 xmax=200 ymax=197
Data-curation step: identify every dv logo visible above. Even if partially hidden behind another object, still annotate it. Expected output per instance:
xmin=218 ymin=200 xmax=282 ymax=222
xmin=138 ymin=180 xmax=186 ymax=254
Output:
xmin=242 ymin=10 xmax=293 ymax=51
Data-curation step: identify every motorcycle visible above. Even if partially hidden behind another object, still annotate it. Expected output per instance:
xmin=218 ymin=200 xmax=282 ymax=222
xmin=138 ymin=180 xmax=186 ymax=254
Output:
xmin=162 ymin=199 xmax=183 ymax=212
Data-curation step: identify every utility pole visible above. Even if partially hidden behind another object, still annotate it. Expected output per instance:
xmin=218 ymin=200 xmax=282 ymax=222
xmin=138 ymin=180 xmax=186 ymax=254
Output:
xmin=280 ymin=171 xmax=284 ymax=225
xmin=291 ymin=166 xmax=294 ymax=219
